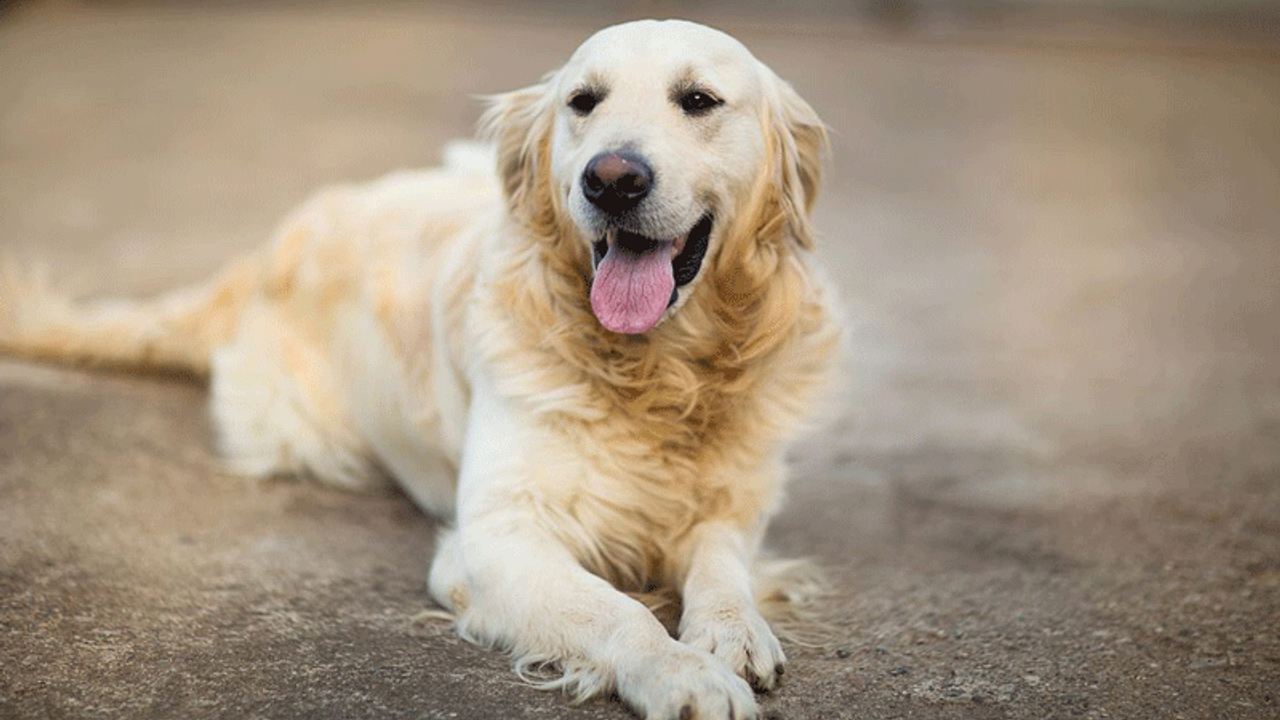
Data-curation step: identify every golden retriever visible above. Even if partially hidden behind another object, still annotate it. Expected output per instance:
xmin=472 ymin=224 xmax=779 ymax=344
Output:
xmin=1 ymin=19 xmax=843 ymax=720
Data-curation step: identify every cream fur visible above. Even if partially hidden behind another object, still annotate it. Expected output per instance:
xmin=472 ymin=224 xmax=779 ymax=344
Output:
xmin=0 ymin=20 xmax=843 ymax=720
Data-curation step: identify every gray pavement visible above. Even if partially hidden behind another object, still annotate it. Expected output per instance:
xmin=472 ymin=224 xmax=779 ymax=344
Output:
xmin=2 ymin=3 xmax=1279 ymax=719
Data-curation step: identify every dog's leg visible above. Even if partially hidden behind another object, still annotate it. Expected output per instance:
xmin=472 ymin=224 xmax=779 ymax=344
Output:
xmin=209 ymin=302 xmax=378 ymax=490
xmin=678 ymin=521 xmax=787 ymax=692
xmin=429 ymin=380 xmax=758 ymax=720
xmin=432 ymin=516 xmax=759 ymax=720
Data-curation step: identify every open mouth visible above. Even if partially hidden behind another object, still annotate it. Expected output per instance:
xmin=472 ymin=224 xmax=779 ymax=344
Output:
xmin=589 ymin=213 xmax=713 ymax=335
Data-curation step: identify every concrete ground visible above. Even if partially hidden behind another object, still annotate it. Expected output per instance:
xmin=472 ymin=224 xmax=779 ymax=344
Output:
xmin=2 ymin=3 xmax=1279 ymax=719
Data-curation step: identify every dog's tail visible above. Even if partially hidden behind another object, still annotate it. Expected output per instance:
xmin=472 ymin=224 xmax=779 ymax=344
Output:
xmin=0 ymin=252 xmax=263 ymax=380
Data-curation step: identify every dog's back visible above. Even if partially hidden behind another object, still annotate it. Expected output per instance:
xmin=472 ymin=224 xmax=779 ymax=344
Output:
xmin=1 ymin=148 xmax=498 ymax=507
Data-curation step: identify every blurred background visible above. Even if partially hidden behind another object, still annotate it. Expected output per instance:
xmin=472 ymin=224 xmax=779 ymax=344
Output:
xmin=3 ymin=2 xmax=1280 ymax=718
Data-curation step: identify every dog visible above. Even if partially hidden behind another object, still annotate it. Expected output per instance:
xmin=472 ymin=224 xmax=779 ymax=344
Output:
xmin=1 ymin=19 xmax=843 ymax=720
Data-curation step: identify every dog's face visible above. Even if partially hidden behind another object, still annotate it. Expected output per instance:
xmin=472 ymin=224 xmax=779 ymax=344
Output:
xmin=486 ymin=20 xmax=824 ymax=335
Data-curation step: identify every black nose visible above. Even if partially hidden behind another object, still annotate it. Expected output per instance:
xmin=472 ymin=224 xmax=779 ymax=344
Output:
xmin=581 ymin=151 xmax=653 ymax=215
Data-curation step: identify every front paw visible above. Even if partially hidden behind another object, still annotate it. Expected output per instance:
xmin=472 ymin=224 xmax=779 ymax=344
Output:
xmin=680 ymin=604 xmax=786 ymax=692
xmin=618 ymin=642 xmax=758 ymax=720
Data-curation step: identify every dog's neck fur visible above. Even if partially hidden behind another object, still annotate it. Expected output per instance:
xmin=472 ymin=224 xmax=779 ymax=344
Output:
xmin=505 ymin=157 xmax=825 ymax=421
xmin=485 ymin=170 xmax=834 ymax=500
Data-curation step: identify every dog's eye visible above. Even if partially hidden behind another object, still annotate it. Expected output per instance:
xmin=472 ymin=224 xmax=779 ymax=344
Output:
xmin=678 ymin=90 xmax=722 ymax=115
xmin=569 ymin=92 xmax=600 ymax=115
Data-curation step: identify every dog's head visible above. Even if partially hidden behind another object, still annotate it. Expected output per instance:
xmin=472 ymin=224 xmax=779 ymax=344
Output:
xmin=483 ymin=19 xmax=825 ymax=335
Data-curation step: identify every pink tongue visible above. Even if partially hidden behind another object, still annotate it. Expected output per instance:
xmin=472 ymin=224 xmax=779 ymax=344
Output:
xmin=590 ymin=242 xmax=674 ymax=335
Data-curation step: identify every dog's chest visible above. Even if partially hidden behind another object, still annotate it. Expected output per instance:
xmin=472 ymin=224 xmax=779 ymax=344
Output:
xmin=522 ymin=405 xmax=768 ymax=585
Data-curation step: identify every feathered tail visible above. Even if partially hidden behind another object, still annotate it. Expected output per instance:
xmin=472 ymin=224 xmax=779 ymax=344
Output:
xmin=0 ymin=252 xmax=263 ymax=380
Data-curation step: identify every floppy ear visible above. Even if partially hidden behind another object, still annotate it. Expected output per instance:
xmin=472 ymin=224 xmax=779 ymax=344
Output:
xmin=479 ymin=77 xmax=556 ymax=220
xmin=761 ymin=67 xmax=827 ymax=250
